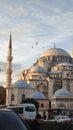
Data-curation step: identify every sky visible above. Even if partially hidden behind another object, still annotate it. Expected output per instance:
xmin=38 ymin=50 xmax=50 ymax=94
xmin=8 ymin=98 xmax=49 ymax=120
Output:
xmin=0 ymin=0 xmax=73 ymax=84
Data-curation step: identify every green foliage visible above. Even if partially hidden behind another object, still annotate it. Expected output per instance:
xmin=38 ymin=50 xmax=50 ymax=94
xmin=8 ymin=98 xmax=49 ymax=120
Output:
xmin=0 ymin=86 xmax=6 ymax=104
xmin=21 ymin=98 xmax=39 ymax=112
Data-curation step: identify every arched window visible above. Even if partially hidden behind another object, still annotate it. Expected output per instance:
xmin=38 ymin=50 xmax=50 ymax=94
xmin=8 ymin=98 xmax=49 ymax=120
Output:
xmin=11 ymin=94 xmax=15 ymax=101
xmin=22 ymin=94 xmax=25 ymax=101
xmin=58 ymin=103 xmax=66 ymax=109
xmin=67 ymin=83 xmax=70 ymax=92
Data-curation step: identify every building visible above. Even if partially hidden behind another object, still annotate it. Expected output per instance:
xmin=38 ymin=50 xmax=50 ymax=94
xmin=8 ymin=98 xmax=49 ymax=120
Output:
xmin=18 ymin=46 xmax=73 ymax=109
xmin=6 ymin=35 xmax=73 ymax=110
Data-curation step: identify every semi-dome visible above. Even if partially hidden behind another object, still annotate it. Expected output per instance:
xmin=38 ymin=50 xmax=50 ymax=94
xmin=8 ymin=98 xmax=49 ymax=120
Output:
xmin=40 ymin=48 xmax=71 ymax=58
xmin=56 ymin=62 xmax=73 ymax=67
xmin=54 ymin=88 xmax=70 ymax=96
xmin=11 ymin=80 xmax=30 ymax=88
xmin=28 ymin=91 xmax=46 ymax=99
xmin=30 ymin=65 xmax=45 ymax=73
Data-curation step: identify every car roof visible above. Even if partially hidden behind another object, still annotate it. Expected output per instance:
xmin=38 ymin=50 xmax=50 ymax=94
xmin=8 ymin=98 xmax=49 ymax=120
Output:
xmin=0 ymin=108 xmax=12 ymax=112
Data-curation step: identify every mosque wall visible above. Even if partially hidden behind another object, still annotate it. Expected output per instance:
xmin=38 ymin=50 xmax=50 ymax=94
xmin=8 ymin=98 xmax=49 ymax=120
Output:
xmin=10 ymin=88 xmax=19 ymax=105
xmin=51 ymin=97 xmax=73 ymax=109
xmin=70 ymin=81 xmax=73 ymax=96
xmin=48 ymin=79 xmax=54 ymax=98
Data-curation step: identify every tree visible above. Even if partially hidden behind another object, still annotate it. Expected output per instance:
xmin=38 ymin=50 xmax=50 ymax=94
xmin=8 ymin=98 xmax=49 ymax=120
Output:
xmin=0 ymin=86 xmax=6 ymax=104
xmin=21 ymin=98 xmax=39 ymax=113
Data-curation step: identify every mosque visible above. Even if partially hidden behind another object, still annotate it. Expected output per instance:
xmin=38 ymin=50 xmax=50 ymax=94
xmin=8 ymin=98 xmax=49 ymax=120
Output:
xmin=6 ymin=34 xmax=73 ymax=112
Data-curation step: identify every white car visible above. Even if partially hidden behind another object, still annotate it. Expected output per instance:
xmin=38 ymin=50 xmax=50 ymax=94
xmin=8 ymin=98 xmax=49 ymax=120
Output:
xmin=47 ymin=115 xmax=71 ymax=123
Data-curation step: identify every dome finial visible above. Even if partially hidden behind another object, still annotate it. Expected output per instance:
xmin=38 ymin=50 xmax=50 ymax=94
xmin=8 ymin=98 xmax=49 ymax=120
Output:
xmin=71 ymin=43 xmax=73 ymax=58
xmin=54 ymin=43 xmax=55 ymax=48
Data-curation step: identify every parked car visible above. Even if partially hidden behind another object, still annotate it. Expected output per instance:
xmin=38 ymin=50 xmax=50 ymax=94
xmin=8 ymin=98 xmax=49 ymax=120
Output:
xmin=69 ymin=113 xmax=73 ymax=121
xmin=46 ymin=115 xmax=71 ymax=123
xmin=0 ymin=108 xmax=31 ymax=130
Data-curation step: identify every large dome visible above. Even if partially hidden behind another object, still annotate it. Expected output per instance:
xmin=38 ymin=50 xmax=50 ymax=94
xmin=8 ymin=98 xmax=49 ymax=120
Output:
xmin=54 ymin=88 xmax=70 ymax=96
xmin=39 ymin=48 xmax=71 ymax=58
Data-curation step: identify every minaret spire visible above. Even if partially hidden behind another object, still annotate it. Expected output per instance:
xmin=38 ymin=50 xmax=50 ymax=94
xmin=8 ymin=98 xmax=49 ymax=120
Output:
xmin=71 ymin=43 xmax=73 ymax=58
xmin=9 ymin=32 xmax=12 ymax=48
xmin=6 ymin=33 xmax=13 ymax=105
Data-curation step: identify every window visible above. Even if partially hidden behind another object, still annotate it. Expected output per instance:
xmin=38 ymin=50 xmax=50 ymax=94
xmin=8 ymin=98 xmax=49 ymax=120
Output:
xmin=67 ymin=84 xmax=70 ymax=91
xmin=41 ymin=104 xmax=44 ymax=108
xmin=67 ymin=73 xmax=69 ymax=77
xmin=12 ymin=107 xmax=23 ymax=114
xmin=25 ymin=106 xmax=35 ymax=112
xmin=22 ymin=94 xmax=25 ymax=101
xmin=11 ymin=94 xmax=15 ymax=101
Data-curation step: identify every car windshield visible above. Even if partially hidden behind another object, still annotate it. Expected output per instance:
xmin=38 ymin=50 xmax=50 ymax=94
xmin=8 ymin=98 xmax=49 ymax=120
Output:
xmin=0 ymin=110 xmax=28 ymax=130
xmin=61 ymin=116 xmax=69 ymax=119
xmin=25 ymin=106 xmax=35 ymax=112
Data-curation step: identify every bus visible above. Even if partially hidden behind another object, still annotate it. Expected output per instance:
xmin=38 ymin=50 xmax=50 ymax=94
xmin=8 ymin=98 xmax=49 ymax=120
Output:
xmin=7 ymin=103 xmax=36 ymax=119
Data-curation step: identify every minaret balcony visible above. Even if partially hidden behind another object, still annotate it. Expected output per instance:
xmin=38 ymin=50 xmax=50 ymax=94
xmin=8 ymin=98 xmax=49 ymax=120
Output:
xmin=7 ymin=56 xmax=13 ymax=61
xmin=6 ymin=69 xmax=12 ymax=74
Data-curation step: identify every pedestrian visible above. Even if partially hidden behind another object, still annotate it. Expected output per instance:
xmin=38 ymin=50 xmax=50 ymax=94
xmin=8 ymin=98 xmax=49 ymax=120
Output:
xmin=43 ymin=111 xmax=46 ymax=120
xmin=30 ymin=113 xmax=43 ymax=130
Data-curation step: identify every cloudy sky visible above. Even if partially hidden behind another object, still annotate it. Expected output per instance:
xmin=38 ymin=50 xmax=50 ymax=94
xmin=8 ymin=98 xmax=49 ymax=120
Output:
xmin=0 ymin=0 xmax=73 ymax=70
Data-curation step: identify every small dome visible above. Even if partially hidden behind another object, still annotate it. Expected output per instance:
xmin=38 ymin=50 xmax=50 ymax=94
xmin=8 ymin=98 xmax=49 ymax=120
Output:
xmin=30 ymin=65 xmax=45 ymax=73
xmin=54 ymin=89 xmax=70 ymax=96
xmin=11 ymin=80 xmax=30 ymax=88
xmin=40 ymin=48 xmax=71 ymax=58
xmin=28 ymin=91 xmax=46 ymax=99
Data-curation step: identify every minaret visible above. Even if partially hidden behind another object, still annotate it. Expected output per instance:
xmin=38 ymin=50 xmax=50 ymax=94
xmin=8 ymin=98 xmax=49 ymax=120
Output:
xmin=6 ymin=33 xmax=13 ymax=105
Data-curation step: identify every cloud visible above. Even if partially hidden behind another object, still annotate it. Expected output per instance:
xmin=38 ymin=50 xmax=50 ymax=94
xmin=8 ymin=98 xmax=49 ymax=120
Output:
xmin=0 ymin=0 xmax=73 ymax=85
xmin=0 ymin=0 xmax=73 ymax=66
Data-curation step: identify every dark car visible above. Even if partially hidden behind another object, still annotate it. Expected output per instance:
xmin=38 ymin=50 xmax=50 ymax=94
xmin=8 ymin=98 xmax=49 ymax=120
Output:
xmin=0 ymin=108 xmax=31 ymax=130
